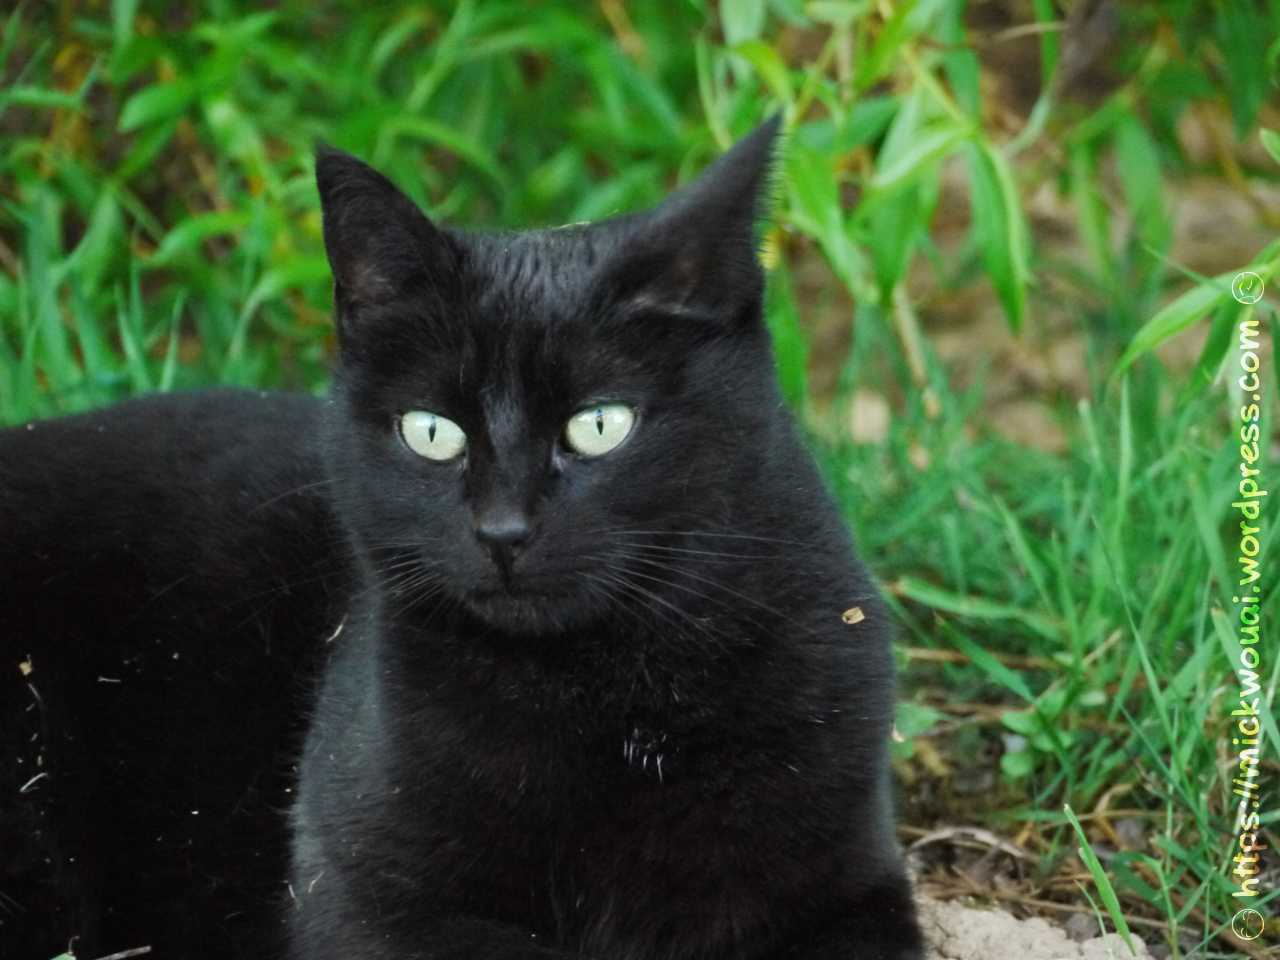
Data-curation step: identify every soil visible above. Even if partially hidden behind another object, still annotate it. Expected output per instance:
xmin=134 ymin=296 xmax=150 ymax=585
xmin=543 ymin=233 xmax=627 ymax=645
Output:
xmin=920 ymin=897 xmax=1152 ymax=960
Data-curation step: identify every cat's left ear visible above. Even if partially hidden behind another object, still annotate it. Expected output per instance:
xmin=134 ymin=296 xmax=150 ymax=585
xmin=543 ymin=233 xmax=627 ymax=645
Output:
xmin=314 ymin=145 xmax=458 ymax=325
xmin=605 ymin=116 xmax=781 ymax=325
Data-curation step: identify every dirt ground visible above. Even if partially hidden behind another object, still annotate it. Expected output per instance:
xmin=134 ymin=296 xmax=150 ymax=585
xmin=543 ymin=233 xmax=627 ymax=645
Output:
xmin=921 ymin=897 xmax=1151 ymax=960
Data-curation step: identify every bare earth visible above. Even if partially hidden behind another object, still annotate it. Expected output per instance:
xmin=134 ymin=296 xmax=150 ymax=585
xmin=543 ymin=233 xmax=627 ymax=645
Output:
xmin=920 ymin=898 xmax=1151 ymax=960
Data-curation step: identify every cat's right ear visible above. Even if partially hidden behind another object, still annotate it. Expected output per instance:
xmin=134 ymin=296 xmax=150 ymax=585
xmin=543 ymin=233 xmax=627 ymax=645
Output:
xmin=314 ymin=145 xmax=457 ymax=324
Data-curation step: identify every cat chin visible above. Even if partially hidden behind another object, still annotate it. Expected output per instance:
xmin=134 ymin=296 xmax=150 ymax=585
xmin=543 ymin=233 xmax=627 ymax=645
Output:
xmin=460 ymin=584 xmax=600 ymax=636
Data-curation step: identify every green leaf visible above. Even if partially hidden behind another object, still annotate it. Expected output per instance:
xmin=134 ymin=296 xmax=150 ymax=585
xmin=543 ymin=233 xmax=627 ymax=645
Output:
xmin=806 ymin=1 xmax=869 ymax=28
xmin=892 ymin=576 xmax=1063 ymax=639
xmin=1113 ymin=116 xmax=1168 ymax=254
xmin=1114 ymin=275 xmax=1232 ymax=374
xmin=965 ymin=139 xmax=1029 ymax=331
xmin=721 ymin=0 xmax=767 ymax=46
xmin=1217 ymin=2 xmax=1269 ymax=137
xmin=893 ymin=702 xmax=946 ymax=759
xmin=867 ymin=181 xmax=922 ymax=298
xmin=786 ymin=143 xmax=862 ymax=289
xmin=0 ymin=86 xmax=83 ymax=110
xmin=1179 ymin=298 xmax=1242 ymax=403
xmin=112 ymin=0 xmax=141 ymax=50
xmin=119 ymin=78 xmax=196 ymax=132
xmin=70 ymin=193 xmax=123 ymax=293
xmin=149 ymin=211 xmax=252 ymax=266
xmin=936 ymin=0 xmax=978 ymax=115
xmin=376 ymin=116 xmax=510 ymax=196
xmin=1261 ymin=129 xmax=1280 ymax=168
xmin=1000 ymin=750 xmax=1036 ymax=779
xmin=763 ymin=255 xmax=808 ymax=410
xmin=895 ymin=702 xmax=945 ymax=738
xmin=945 ymin=624 xmax=1036 ymax=703
xmin=870 ymin=122 xmax=968 ymax=191
xmin=733 ymin=40 xmax=794 ymax=104
xmin=1063 ymin=804 xmax=1139 ymax=956
xmin=1070 ymin=142 xmax=1114 ymax=283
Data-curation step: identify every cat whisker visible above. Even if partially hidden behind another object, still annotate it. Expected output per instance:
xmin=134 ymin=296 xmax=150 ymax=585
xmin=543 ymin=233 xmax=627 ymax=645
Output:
xmin=580 ymin=568 xmax=730 ymax=657
xmin=247 ymin=477 xmax=341 ymax=515
xmin=608 ymin=541 xmax=773 ymax=563
xmin=608 ymin=555 xmax=804 ymax=630
xmin=585 ymin=525 xmax=813 ymax=549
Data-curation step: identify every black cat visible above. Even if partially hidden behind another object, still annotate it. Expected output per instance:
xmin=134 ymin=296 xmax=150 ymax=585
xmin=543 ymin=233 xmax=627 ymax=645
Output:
xmin=0 ymin=119 xmax=923 ymax=960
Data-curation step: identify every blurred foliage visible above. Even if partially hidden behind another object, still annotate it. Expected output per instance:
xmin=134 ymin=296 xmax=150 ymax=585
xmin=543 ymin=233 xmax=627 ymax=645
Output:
xmin=3 ymin=0 xmax=1280 ymax=954
xmin=3 ymin=0 xmax=1279 ymax=414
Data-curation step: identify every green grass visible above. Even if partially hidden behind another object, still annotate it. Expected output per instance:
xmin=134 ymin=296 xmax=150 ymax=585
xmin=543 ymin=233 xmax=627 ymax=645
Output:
xmin=3 ymin=1 xmax=1278 ymax=956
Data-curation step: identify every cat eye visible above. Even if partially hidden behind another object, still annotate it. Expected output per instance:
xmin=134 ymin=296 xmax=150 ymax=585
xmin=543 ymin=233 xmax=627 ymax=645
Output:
xmin=564 ymin=404 xmax=634 ymax=457
xmin=399 ymin=411 xmax=467 ymax=461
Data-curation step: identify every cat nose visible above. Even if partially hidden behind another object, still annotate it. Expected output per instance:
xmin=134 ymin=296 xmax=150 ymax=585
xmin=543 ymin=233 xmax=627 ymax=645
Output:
xmin=473 ymin=511 xmax=532 ymax=569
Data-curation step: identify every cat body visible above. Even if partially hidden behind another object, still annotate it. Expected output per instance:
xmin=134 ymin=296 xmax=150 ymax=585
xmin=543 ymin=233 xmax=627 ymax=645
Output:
xmin=0 ymin=389 xmax=346 ymax=959
xmin=0 ymin=119 xmax=923 ymax=960
xmin=292 ymin=120 xmax=921 ymax=959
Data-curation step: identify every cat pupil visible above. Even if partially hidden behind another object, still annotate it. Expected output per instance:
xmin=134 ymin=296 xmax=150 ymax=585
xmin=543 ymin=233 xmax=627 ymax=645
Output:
xmin=428 ymin=417 xmax=436 ymax=442
xmin=595 ymin=409 xmax=604 ymax=435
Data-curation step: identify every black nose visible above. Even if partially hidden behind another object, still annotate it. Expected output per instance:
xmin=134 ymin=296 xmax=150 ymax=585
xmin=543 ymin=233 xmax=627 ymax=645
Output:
xmin=473 ymin=512 xmax=532 ymax=570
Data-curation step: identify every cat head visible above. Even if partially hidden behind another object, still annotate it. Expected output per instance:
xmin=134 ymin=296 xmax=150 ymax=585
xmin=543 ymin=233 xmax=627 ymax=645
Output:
xmin=316 ymin=120 xmax=793 ymax=636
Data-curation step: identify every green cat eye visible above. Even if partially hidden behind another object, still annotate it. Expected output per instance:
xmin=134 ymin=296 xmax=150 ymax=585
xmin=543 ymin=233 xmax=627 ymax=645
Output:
xmin=400 ymin=411 xmax=466 ymax=461
xmin=565 ymin=404 xmax=634 ymax=457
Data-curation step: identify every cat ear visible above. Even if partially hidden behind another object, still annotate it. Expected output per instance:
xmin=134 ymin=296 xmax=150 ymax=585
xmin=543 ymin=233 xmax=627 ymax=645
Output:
xmin=314 ymin=145 xmax=457 ymax=319
xmin=606 ymin=116 xmax=781 ymax=324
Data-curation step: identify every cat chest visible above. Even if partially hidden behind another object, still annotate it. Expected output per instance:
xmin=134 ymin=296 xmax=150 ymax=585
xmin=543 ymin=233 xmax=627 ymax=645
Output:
xmin=335 ymin=726 xmax=847 ymax=960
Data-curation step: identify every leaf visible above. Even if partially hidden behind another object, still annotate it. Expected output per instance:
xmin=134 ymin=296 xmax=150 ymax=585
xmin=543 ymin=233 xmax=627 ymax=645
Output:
xmin=1063 ymin=804 xmax=1140 ymax=956
xmin=944 ymin=624 xmax=1036 ymax=703
xmin=806 ymin=1 xmax=868 ymax=28
xmin=119 ymin=78 xmax=196 ymax=132
xmin=870 ymin=122 xmax=968 ymax=191
xmin=149 ymin=211 xmax=251 ymax=266
xmin=895 ymin=702 xmax=945 ymax=738
xmin=378 ymin=116 xmax=510 ymax=196
xmin=733 ymin=40 xmax=794 ymax=104
xmin=1179 ymin=297 xmax=1242 ymax=403
xmin=1113 ymin=275 xmax=1232 ymax=374
xmin=1070 ymin=142 xmax=1114 ymax=283
xmin=867 ymin=181 xmax=922 ymax=298
xmin=70 ymin=192 xmax=123 ymax=293
xmin=112 ymin=0 xmax=141 ymax=50
xmin=1261 ymin=129 xmax=1280 ymax=168
xmin=721 ymin=0 xmax=767 ymax=46
xmin=965 ymin=139 xmax=1029 ymax=331
xmin=763 ymin=254 xmax=808 ymax=410
xmin=786 ymin=143 xmax=862 ymax=289
xmin=892 ymin=702 xmax=946 ymax=759
xmin=936 ymin=0 xmax=978 ymax=115
xmin=891 ymin=576 xmax=1064 ymax=639
xmin=0 ymin=86 xmax=83 ymax=110
xmin=1000 ymin=750 xmax=1036 ymax=779
xmin=1113 ymin=116 xmax=1168 ymax=253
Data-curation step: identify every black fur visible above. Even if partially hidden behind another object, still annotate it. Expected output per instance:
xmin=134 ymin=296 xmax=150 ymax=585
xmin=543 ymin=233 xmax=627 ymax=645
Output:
xmin=1 ymin=120 xmax=923 ymax=960
xmin=0 ymin=390 xmax=345 ymax=959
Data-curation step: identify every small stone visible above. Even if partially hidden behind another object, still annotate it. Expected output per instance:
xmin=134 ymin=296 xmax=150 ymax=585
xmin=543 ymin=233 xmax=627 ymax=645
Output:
xmin=842 ymin=607 xmax=865 ymax=624
xmin=1062 ymin=912 xmax=1100 ymax=942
